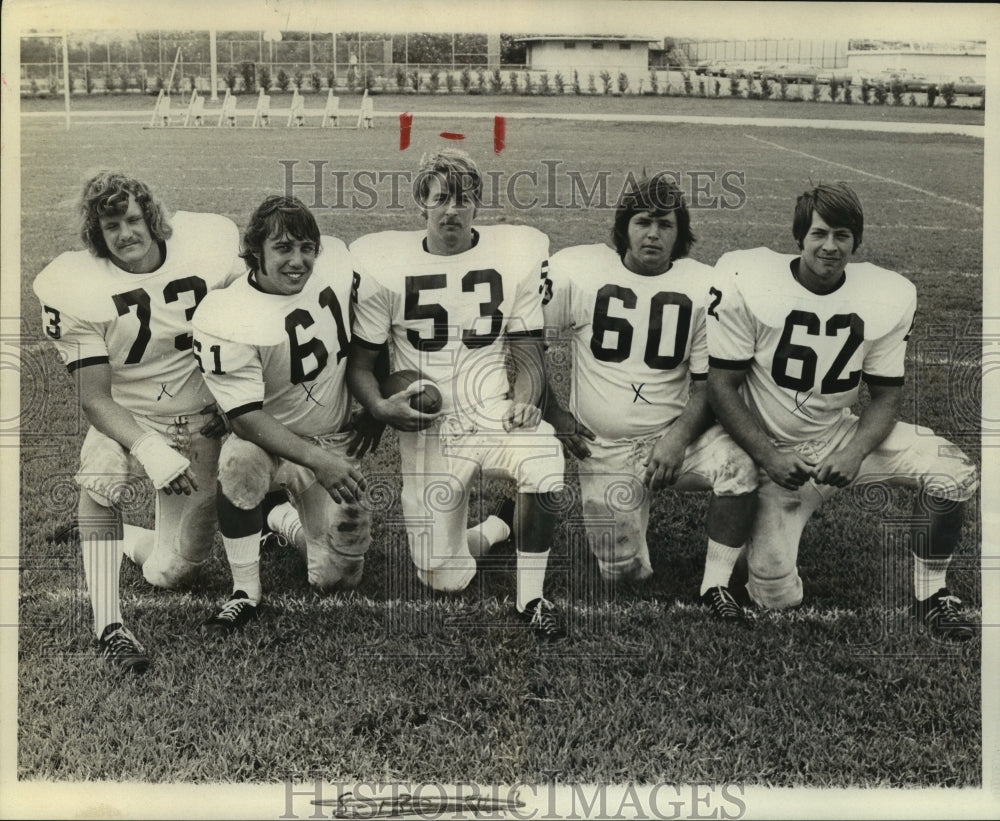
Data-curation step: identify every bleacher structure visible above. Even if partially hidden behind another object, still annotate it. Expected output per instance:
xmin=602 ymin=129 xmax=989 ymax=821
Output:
xmin=148 ymin=90 xmax=171 ymax=127
xmin=146 ymin=85 xmax=369 ymax=129
xmin=252 ymin=89 xmax=271 ymax=127
xmin=183 ymin=89 xmax=206 ymax=126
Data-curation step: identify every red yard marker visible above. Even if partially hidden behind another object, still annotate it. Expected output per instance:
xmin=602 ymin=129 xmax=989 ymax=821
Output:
xmin=399 ymin=112 xmax=413 ymax=150
xmin=494 ymin=116 xmax=505 ymax=155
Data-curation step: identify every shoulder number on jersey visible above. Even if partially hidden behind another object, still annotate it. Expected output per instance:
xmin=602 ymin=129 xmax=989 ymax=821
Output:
xmin=772 ymin=310 xmax=865 ymax=394
xmin=43 ymin=306 xmax=62 ymax=339
xmin=405 ymin=270 xmax=504 ymax=352
xmin=591 ymin=284 xmax=692 ymax=370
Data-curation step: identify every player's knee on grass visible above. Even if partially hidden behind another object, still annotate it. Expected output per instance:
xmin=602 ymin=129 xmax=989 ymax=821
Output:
xmin=309 ymin=552 xmax=365 ymax=592
xmin=141 ymin=549 xmax=210 ymax=589
xmin=747 ymin=568 xmax=804 ymax=609
xmin=415 ymin=559 xmax=477 ymax=592
xmin=218 ymin=435 xmax=276 ymax=510
xmin=409 ymin=534 xmax=477 ymax=592
xmin=583 ymin=497 xmax=651 ymax=583
xmin=308 ymin=504 xmax=371 ymax=591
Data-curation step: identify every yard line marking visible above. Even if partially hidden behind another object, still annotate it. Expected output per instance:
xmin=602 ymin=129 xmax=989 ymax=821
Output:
xmin=744 ymin=134 xmax=983 ymax=213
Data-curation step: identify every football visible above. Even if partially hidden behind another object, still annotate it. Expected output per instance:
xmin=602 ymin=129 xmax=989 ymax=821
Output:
xmin=379 ymin=369 xmax=443 ymax=414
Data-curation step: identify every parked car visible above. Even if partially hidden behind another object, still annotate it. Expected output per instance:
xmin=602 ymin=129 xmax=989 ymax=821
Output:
xmin=692 ymin=60 xmax=712 ymax=76
xmin=870 ymin=68 xmax=929 ymax=93
xmin=709 ymin=60 xmax=741 ymax=77
xmin=745 ymin=63 xmax=771 ymax=80
xmin=949 ymin=75 xmax=985 ymax=95
xmin=763 ymin=63 xmax=819 ymax=84
xmin=814 ymin=67 xmax=856 ymax=85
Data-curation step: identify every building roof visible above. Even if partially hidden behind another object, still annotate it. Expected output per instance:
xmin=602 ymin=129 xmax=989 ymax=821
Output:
xmin=516 ymin=35 xmax=656 ymax=45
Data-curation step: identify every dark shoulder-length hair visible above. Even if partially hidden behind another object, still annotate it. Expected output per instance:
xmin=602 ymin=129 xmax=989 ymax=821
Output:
xmin=239 ymin=195 xmax=322 ymax=272
xmin=612 ymin=174 xmax=695 ymax=261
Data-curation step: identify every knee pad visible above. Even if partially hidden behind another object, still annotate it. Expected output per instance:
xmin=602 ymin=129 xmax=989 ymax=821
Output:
xmin=218 ymin=436 xmax=275 ymax=510
xmin=747 ymin=568 xmax=803 ymax=609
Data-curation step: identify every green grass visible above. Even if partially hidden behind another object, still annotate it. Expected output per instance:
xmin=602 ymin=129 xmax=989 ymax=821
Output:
xmin=15 ymin=109 xmax=982 ymax=789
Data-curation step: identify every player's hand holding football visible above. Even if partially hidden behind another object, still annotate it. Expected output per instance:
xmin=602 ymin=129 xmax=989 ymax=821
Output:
xmin=811 ymin=446 xmax=864 ymax=488
xmin=503 ymin=401 xmax=542 ymax=432
xmin=374 ymin=385 xmax=442 ymax=432
xmin=644 ymin=430 xmax=687 ymax=490
xmin=761 ymin=448 xmax=815 ymax=490
xmin=548 ymin=405 xmax=595 ymax=459
xmin=312 ymin=450 xmax=367 ymax=504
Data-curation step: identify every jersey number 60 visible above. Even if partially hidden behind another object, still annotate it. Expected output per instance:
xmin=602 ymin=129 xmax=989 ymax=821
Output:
xmin=591 ymin=284 xmax=692 ymax=370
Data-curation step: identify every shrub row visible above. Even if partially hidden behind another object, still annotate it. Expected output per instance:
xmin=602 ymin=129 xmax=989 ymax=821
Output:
xmin=23 ymin=66 xmax=983 ymax=110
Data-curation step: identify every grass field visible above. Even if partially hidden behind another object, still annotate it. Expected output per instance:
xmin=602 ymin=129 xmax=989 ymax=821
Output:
xmin=14 ymin=98 xmax=984 ymax=793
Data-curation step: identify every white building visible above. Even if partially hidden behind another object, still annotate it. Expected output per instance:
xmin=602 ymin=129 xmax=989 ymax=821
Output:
xmin=518 ymin=35 xmax=656 ymax=92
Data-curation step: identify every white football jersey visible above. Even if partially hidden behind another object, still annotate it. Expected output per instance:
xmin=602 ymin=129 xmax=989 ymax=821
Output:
xmin=544 ymin=244 xmax=711 ymax=440
xmin=351 ymin=225 xmax=549 ymax=426
xmin=708 ymin=247 xmax=915 ymax=444
xmin=33 ymin=212 xmax=242 ymax=417
xmin=191 ymin=237 xmax=355 ymax=437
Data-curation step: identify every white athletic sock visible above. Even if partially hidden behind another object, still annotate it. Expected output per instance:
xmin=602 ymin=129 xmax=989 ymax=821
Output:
xmin=223 ymin=534 xmax=262 ymax=603
xmin=120 ymin=524 xmax=155 ymax=566
xmin=466 ymin=515 xmax=511 ymax=558
xmin=268 ymin=502 xmax=305 ymax=550
xmin=913 ymin=555 xmax=951 ymax=601
xmin=516 ymin=549 xmax=550 ymax=612
xmin=81 ymin=531 xmax=123 ymax=638
xmin=700 ymin=539 xmax=745 ymax=596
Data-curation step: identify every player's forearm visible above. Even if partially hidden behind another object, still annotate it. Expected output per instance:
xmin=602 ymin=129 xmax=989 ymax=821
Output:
xmin=840 ymin=388 xmax=900 ymax=459
xmin=508 ymin=333 xmax=546 ymax=407
xmin=79 ymin=384 xmax=148 ymax=450
xmin=229 ymin=411 xmax=323 ymax=472
xmin=707 ymin=376 xmax=777 ymax=466
xmin=346 ymin=344 xmax=387 ymax=416
xmin=667 ymin=382 xmax=714 ymax=447
xmin=539 ymin=378 xmax=567 ymax=423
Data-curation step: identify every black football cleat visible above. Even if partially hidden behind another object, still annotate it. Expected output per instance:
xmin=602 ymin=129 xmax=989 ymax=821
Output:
xmin=98 ymin=622 xmax=150 ymax=674
xmin=204 ymin=591 xmax=260 ymax=634
xmin=700 ymin=585 xmax=752 ymax=625
xmin=912 ymin=588 xmax=975 ymax=642
xmin=519 ymin=597 xmax=567 ymax=640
